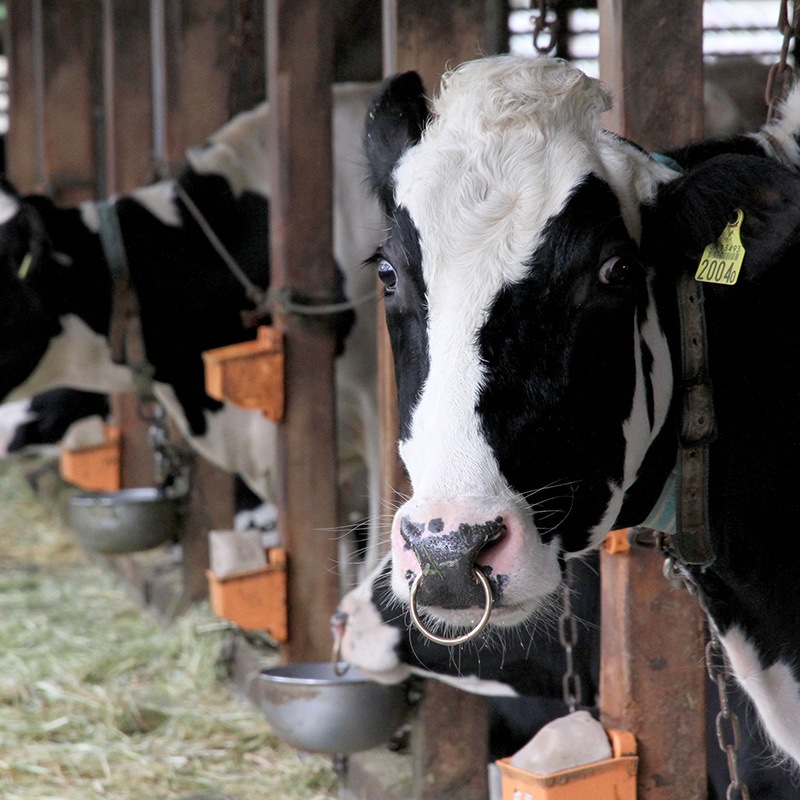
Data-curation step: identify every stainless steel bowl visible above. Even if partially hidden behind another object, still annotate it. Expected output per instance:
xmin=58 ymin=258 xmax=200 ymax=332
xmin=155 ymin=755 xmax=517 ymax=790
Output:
xmin=258 ymin=662 xmax=410 ymax=753
xmin=69 ymin=488 xmax=180 ymax=554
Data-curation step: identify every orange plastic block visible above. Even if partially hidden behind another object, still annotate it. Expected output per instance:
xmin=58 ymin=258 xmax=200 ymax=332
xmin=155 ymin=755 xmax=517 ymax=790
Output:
xmin=202 ymin=326 xmax=284 ymax=422
xmin=496 ymin=729 xmax=638 ymax=800
xmin=207 ymin=547 xmax=287 ymax=641
xmin=59 ymin=425 xmax=122 ymax=492
xmin=603 ymin=528 xmax=631 ymax=555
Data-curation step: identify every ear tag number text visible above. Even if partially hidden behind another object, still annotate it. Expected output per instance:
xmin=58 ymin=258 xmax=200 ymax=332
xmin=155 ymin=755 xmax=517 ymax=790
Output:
xmin=695 ymin=209 xmax=745 ymax=286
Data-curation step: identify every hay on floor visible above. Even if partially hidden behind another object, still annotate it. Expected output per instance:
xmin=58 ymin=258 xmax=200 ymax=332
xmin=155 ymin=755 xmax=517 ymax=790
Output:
xmin=0 ymin=460 xmax=337 ymax=800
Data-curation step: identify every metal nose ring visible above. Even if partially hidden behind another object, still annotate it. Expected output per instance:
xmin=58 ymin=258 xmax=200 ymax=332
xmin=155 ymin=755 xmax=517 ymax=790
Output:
xmin=408 ymin=568 xmax=493 ymax=646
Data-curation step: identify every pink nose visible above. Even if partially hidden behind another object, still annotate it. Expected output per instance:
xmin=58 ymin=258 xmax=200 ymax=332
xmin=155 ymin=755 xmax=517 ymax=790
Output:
xmin=391 ymin=505 xmax=526 ymax=609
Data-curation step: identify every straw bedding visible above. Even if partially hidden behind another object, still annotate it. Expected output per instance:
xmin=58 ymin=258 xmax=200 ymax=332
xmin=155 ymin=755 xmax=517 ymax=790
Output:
xmin=0 ymin=460 xmax=337 ymax=799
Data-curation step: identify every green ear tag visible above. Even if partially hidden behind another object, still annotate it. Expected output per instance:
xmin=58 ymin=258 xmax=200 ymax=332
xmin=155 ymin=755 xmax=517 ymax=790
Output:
xmin=17 ymin=252 xmax=32 ymax=280
xmin=695 ymin=209 xmax=745 ymax=286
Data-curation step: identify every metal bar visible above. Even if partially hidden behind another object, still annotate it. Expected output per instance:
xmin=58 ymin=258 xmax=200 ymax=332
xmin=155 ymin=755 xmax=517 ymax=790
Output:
xmin=31 ymin=0 xmax=46 ymax=191
xmin=101 ymin=0 xmax=117 ymax=195
xmin=150 ymin=0 xmax=168 ymax=178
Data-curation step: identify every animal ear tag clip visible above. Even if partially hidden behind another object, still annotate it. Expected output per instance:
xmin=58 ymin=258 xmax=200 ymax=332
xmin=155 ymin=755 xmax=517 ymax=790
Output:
xmin=695 ymin=209 xmax=745 ymax=286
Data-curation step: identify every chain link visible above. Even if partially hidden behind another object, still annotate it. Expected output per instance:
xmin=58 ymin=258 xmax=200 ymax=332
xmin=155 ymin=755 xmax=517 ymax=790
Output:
xmin=766 ymin=0 xmax=800 ymax=121
xmin=558 ymin=559 xmax=582 ymax=712
xmin=530 ymin=0 xmax=559 ymax=56
xmin=706 ymin=619 xmax=750 ymax=799
xmin=140 ymin=400 xmax=191 ymax=498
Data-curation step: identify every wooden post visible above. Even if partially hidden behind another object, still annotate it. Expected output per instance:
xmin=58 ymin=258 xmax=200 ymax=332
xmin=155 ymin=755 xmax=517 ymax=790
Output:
xmin=266 ymin=0 xmax=341 ymax=663
xmin=598 ymin=3 xmax=707 ymax=799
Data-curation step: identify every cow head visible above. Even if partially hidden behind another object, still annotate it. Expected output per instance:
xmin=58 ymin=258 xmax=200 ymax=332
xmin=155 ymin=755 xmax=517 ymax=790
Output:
xmin=364 ymin=56 xmax=681 ymax=636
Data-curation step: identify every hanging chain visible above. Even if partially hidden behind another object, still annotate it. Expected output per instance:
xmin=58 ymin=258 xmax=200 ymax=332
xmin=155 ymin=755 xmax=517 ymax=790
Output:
xmin=141 ymin=401 xmax=191 ymax=498
xmin=766 ymin=0 xmax=800 ymax=121
xmin=706 ymin=623 xmax=751 ymax=800
xmin=558 ymin=559 xmax=582 ymax=712
xmin=530 ymin=0 xmax=559 ymax=56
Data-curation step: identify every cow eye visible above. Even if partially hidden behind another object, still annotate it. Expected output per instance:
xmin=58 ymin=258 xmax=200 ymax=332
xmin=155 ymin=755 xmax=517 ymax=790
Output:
xmin=377 ymin=258 xmax=397 ymax=293
xmin=598 ymin=256 xmax=634 ymax=285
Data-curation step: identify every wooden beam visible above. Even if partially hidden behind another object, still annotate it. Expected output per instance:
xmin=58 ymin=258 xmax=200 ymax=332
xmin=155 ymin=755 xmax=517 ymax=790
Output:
xmin=598 ymin=3 xmax=707 ymax=799
xmin=266 ymin=0 xmax=340 ymax=663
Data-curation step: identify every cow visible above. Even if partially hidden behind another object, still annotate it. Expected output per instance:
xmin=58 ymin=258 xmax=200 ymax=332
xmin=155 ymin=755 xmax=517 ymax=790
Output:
xmin=0 ymin=388 xmax=109 ymax=457
xmin=360 ymin=54 xmax=800 ymax=766
xmin=335 ymin=554 xmax=798 ymax=796
xmin=0 ymin=84 xmax=384 ymax=582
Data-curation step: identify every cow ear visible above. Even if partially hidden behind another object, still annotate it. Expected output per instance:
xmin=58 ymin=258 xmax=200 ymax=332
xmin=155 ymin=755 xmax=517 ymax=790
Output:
xmin=19 ymin=199 xmax=56 ymax=278
xmin=647 ymin=154 xmax=800 ymax=280
xmin=364 ymin=71 xmax=430 ymax=210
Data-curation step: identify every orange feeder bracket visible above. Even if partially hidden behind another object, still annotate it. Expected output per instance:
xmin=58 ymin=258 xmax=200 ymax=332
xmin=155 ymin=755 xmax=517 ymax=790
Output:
xmin=202 ymin=326 xmax=285 ymax=422
xmin=207 ymin=547 xmax=288 ymax=641
xmin=496 ymin=728 xmax=638 ymax=800
xmin=59 ymin=424 xmax=122 ymax=492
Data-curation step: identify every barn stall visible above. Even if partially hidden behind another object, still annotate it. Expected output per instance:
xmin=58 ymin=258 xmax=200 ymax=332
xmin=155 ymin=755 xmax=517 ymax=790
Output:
xmin=0 ymin=1 xmax=797 ymax=799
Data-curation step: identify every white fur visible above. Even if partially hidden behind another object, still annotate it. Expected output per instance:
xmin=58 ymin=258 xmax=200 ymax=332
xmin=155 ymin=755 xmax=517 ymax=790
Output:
xmin=0 ymin=191 xmax=19 ymax=225
xmin=752 ymin=82 xmax=800 ymax=167
xmin=721 ymin=625 xmax=800 ymax=766
xmin=8 ymin=314 xmax=135 ymax=400
xmin=131 ymin=182 xmax=181 ymax=227
xmin=0 ymin=399 xmax=33 ymax=456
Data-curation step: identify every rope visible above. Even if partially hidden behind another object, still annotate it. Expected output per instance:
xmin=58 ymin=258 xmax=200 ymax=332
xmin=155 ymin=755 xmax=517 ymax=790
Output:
xmin=174 ymin=181 xmax=379 ymax=317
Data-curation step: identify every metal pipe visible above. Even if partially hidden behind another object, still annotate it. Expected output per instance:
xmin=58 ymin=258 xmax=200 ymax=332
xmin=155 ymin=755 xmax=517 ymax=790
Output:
xmin=381 ymin=0 xmax=397 ymax=79
xmin=150 ymin=0 xmax=168 ymax=178
xmin=101 ymin=0 xmax=116 ymax=195
xmin=31 ymin=0 xmax=46 ymax=191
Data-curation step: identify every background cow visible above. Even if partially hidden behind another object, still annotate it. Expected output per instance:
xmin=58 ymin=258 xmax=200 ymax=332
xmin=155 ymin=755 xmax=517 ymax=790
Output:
xmin=362 ymin=55 xmax=800 ymax=765
xmin=0 ymin=84 xmax=384 ymax=582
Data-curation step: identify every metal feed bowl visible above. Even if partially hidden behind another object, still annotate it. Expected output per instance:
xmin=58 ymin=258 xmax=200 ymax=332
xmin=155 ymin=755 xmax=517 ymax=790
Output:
xmin=69 ymin=488 xmax=180 ymax=554
xmin=258 ymin=662 xmax=410 ymax=753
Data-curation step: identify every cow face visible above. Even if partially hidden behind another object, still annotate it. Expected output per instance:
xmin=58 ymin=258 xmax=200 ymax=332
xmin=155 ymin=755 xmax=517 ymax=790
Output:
xmin=365 ymin=57 xmax=676 ymax=633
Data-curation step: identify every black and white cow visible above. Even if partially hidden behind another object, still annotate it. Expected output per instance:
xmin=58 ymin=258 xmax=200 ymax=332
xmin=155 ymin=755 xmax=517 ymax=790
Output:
xmin=0 ymin=388 xmax=109 ymax=456
xmin=361 ymin=55 xmax=800 ymax=765
xmin=0 ymin=85 xmax=384 ymax=577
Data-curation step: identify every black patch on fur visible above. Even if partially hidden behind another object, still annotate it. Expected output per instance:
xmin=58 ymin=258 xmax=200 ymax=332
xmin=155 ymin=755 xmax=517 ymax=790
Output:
xmin=476 ymin=175 xmax=647 ymax=552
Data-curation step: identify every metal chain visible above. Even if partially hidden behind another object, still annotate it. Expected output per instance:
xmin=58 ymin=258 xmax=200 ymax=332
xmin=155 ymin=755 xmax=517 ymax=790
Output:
xmin=531 ymin=0 xmax=559 ymax=56
xmin=706 ymin=623 xmax=750 ymax=800
xmin=766 ymin=0 xmax=800 ymax=121
xmin=558 ymin=559 xmax=582 ymax=712
xmin=141 ymin=401 xmax=191 ymax=498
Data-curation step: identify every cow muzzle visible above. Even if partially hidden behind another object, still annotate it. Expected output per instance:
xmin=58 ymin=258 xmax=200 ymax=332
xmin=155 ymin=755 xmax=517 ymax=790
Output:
xmin=397 ymin=513 xmax=507 ymax=645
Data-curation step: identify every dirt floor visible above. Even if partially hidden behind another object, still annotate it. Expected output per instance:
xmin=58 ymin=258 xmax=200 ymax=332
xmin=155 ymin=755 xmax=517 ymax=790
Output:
xmin=0 ymin=459 xmax=338 ymax=800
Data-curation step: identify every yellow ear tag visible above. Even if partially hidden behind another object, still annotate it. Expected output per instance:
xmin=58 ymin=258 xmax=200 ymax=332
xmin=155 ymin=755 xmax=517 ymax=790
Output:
xmin=695 ymin=209 xmax=745 ymax=286
xmin=17 ymin=252 xmax=32 ymax=280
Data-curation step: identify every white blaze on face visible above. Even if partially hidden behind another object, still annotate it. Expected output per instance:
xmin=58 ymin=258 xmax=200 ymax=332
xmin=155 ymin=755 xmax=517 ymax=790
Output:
xmin=393 ymin=58 xmax=606 ymax=505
